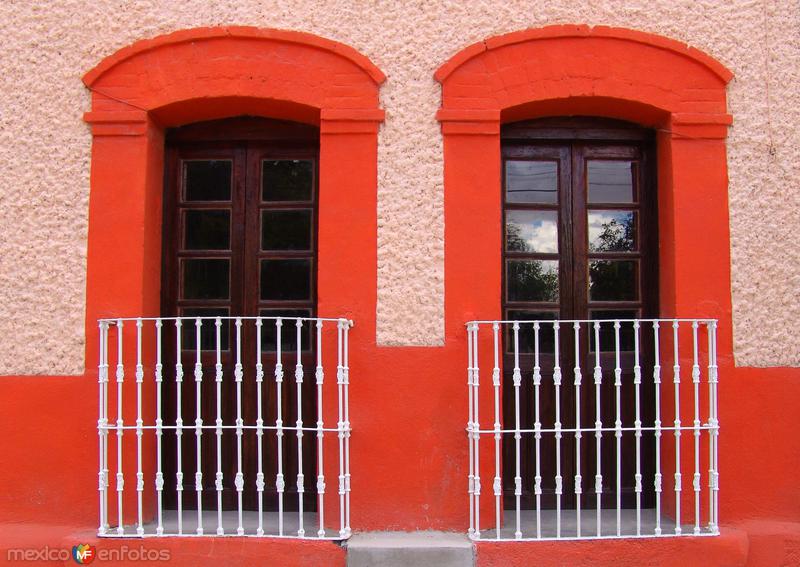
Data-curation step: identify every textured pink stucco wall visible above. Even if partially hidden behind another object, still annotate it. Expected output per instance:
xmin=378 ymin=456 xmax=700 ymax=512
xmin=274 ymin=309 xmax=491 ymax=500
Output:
xmin=0 ymin=0 xmax=796 ymax=373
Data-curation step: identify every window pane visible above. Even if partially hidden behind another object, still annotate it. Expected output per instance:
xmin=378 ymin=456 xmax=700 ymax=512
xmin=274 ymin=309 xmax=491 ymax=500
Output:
xmin=180 ymin=308 xmax=230 ymax=351
xmin=506 ymin=310 xmax=558 ymax=353
xmin=184 ymin=210 xmax=231 ymax=250
xmin=259 ymin=309 xmax=312 ymax=352
xmin=588 ymin=210 xmax=637 ymax=252
xmin=505 ymin=161 xmax=558 ymax=204
xmin=507 ymin=259 xmax=559 ymax=302
xmin=260 ymin=259 xmax=312 ymax=300
xmin=589 ymin=259 xmax=638 ymax=301
xmin=182 ymin=259 xmax=230 ymax=300
xmin=505 ymin=210 xmax=558 ymax=253
xmin=262 ymin=160 xmax=313 ymax=202
xmin=261 ymin=209 xmax=313 ymax=251
xmin=590 ymin=310 xmax=639 ymax=351
xmin=587 ymin=160 xmax=634 ymax=203
xmin=183 ymin=160 xmax=232 ymax=201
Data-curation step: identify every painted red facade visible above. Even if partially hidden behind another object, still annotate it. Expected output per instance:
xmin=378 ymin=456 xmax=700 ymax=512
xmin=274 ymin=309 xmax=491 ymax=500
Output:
xmin=0 ymin=25 xmax=798 ymax=566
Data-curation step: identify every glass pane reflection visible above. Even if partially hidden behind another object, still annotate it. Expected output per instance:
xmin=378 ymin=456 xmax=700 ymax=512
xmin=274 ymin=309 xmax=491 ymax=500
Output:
xmin=182 ymin=259 xmax=230 ymax=300
xmin=261 ymin=209 xmax=312 ymax=251
xmin=262 ymin=160 xmax=313 ymax=202
xmin=507 ymin=260 xmax=559 ymax=302
xmin=589 ymin=260 xmax=638 ymax=301
xmin=506 ymin=210 xmax=558 ymax=253
xmin=183 ymin=160 xmax=232 ymax=201
xmin=184 ymin=210 xmax=230 ymax=250
xmin=587 ymin=161 xmax=634 ymax=203
xmin=505 ymin=161 xmax=558 ymax=204
xmin=260 ymin=259 xmax=312 ymax=300
xmin=588 ymin=210 xmax=636 ymax=252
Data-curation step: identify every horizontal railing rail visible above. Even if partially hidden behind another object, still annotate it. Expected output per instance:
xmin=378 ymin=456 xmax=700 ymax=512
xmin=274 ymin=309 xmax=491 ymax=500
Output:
xmin=97 ymin=316 xmax=352 ymax=539
xmin=466 ymin=318 xmax=719 ymax=541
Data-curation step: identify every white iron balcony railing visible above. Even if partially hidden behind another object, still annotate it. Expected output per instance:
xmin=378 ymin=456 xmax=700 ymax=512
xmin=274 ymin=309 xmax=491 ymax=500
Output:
xmin=97 ymin=316 xmax=352 ymax=539
xmin=466 ymin=318 xmax=719 ymax=541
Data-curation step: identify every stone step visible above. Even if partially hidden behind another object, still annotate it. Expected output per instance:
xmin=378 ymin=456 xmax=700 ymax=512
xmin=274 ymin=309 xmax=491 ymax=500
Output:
xmin=346 ymin=531 xmax=474 ymax=567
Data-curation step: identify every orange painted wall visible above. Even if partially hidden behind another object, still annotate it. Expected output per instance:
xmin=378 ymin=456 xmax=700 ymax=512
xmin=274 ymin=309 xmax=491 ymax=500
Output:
xmin=0 ymin=25 xmax=798 ymax=567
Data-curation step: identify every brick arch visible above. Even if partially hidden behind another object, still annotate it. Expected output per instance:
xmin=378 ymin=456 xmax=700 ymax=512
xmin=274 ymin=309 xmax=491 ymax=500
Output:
xmin=84 ymin=26 xmax=384 ymax=125
xmin=436 ymin=25 xmax=732 ymax=134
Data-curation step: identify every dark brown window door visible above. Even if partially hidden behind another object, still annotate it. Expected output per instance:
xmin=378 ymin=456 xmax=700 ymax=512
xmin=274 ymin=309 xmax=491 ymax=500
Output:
xmin=161 ymin=118 xmax=319 ymax=512
xmin=501 ymin=118 xmax=658 ymax=510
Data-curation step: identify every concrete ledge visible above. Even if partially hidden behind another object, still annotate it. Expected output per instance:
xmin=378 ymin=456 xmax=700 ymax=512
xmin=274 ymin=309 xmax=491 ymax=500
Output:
xmin=346 ymin=531 xmax=473 ymax=567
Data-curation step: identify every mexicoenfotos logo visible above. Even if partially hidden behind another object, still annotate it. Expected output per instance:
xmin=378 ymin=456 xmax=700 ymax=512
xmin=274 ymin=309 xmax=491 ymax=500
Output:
xmin=6 ymin=543 xmax=170 ymax=562
xmin=72 ymin=544 xmax=96 ymax=564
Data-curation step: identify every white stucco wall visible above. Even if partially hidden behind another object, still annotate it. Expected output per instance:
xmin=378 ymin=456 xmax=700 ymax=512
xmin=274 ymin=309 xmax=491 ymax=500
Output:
xmin=0 ymin=0 xmax=797 ymax=373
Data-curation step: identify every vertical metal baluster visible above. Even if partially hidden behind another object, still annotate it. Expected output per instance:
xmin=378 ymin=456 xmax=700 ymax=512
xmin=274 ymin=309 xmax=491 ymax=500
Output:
xmin=155 ymin=320 xmax=164 ymax=535
xmin=214 ymin=318 xmax=224 ymax=535
xmin=256 ymin=317 xmax=265 ymax=536
xmin=472 ymin=324 xmax=481 ymax=539
xmin=593 ymin=321 xmax=602 ymax=537
xmin=296 ymin=319 xmax=306 ymax=537
xmin=673 ymin=321 xmax=682 ymax=535
xmin=343 ymin=321 xmax=352 ymax=536
xmin=573 ymin=321 xmax=582 ymax=538
xmin=135 ymin=319 xmax=145 ymax=536
xmin=553 ymin=321 xmax=562 ymax=538
xmin=234 ymin=318 xmax=244 ymax=535
xmin=513 ymin=322 xmax=522 ymax=539
xmin=115 ymin=319 xmax=125 ymax=535
xmin=692 ymin=321 xmax=701 ymax=535
xmin=491 ymin=323 xmax=501 ymax=539
xmin=467 ymin=323 xmax=475 ymax=538
xmin=710 ymin=321 xmax=720 ymax=532
xmin=337 ymin=320 xmax=345 ymax=538
xmin=194 ymin=318 xmax=203 ymax=535
xmin=533 ymin=322 xmax=542 ymax=539
xmin=633 ymin=320 xmax=642 ymax=536
xmin=97 ymin=321 xmax=108 ymax=535
xmin=614 ymin=320 xmax=622 ymax=536
xmin=316 ymin=321 xmax=326 ymax=538
xmin=175 ymin=319 xmax=183 ymax=535
xmin=276 ymin=319 xmax=285 ymax=536
xmin=653 ymin=321 xmax=662 ymax=536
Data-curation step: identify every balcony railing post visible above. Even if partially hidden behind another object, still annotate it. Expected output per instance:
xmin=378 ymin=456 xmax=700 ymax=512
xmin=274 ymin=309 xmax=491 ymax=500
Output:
xmin=573 ymin=321 xmax=583 ymax=538
xmin=193 ymin=318 xmax=203 ymax=535
xmin=115 ymin=319 xmax=125 ymax=536
xmin=255 ymin=317 xmax=265 ymax=536
xmin=492 ymin=322 xmax=501 ymax=539
xmin=136 ymin=318 xmax=145 ymax=536
xmin=97 ymin=321 xmax=109 ymax=536
xmin=155 ymin=320 xmax=164 ymax=536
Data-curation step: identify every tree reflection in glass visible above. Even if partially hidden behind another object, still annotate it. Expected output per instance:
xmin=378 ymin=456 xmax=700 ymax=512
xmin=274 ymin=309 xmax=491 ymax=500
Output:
xmin=588 ymin=210 xmax=636 ymax=252
xmin=589 ymin=260 xmax=637 ymax=301
xmin=507 ymin=259 xmax=559 ymax=302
